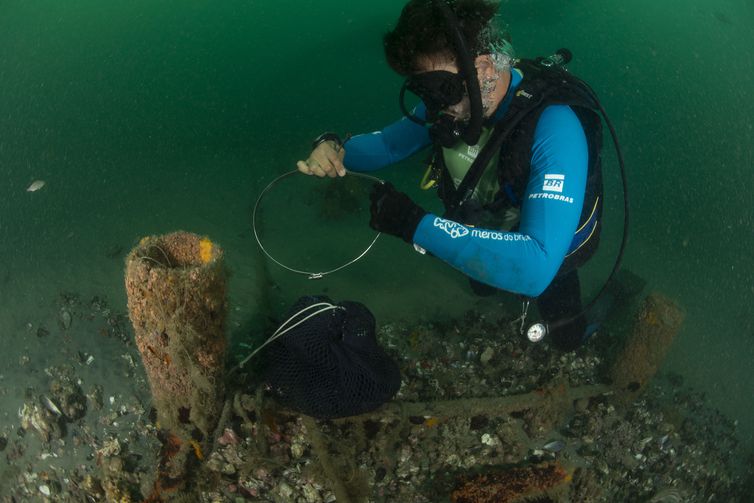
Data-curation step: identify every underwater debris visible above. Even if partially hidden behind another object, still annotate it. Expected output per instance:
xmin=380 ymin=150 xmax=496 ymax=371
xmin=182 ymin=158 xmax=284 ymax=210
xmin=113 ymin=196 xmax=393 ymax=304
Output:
xmin=125 ymin=231 xmax=228 ymax=499
xmin=647 ymin=487 xmax=688 ymax=502
xmin=542 ymin=440 xmax=565 ymax=453
xmin=18 ymin=402 xmax=61 ymax=443
xmin=0 ymin=289 xmax=747 ymax=502
xmin=450 ymin=461 xmax=570 ymax=503
xmin=610 ymin=293 xmax=684 ymax=400
xmin=48 ymin=370 xmax=87 ymax=421
xmin=26 ymin=180 xmax=45 ymax=192
xmin=100 ymin=448 xmax=142 ymax=503
xmin=58 ymin=307 xmax=73 ymax=330
xmin=40 ymin=395 xmax=62 ymax=417
xmin=189 ymin=438 xmax=204 ymax=460
xmin=217 ymin=427 xmax=240 ymax=446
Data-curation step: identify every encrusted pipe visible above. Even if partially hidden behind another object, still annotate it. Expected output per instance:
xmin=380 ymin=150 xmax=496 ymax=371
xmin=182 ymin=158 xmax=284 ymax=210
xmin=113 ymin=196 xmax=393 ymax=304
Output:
xmin=610 ymin=292 xmax=685 ymax=401
xmin=125 ymin=231 xmax=227 ymax=491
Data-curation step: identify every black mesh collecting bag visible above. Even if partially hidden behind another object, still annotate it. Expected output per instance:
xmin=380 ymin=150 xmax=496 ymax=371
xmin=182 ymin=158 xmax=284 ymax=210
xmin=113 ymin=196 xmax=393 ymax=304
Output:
xmin=263 ymin=296 xmax=401 ymax=419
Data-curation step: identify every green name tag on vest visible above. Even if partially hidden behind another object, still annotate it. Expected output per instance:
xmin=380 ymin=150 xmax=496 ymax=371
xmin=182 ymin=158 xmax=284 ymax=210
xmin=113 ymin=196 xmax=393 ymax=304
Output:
xmin=442 ymin=127 xmax=501 ymax=206
xmin=442 ymin=128 xmax=521 ymax=231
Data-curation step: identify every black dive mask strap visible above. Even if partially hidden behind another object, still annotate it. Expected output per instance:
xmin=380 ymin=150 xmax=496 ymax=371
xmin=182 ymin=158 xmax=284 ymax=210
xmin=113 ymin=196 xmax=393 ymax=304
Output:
xmin=398 ymin=1 xmax=485 ymax=146
xmin=445 ymin=84 xmax=555 ymax=219
xmin=399 ymin=82 xmax=427 ymax=126
xmin=443 ymin=108 xmax=525 ymax=218
xmin=434 ymin=0 xmax=483 ymax=146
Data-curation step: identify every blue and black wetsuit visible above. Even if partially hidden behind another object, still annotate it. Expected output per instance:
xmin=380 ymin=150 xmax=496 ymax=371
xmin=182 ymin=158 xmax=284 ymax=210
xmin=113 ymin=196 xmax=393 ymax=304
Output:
xmin=344 ymin=69 xmax=598 ymax=349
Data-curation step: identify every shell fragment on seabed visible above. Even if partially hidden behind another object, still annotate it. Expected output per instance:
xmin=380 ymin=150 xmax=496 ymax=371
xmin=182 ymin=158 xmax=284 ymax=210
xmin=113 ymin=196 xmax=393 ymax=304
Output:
xmin=59 ymin=308 xmax=72 ymax=330
xmin=26 ymin=180 xmax=46 ymax=192
xmin=41 ymin=395 xmax=62 ymax=417
xmin=543 ymin=440 xmax=565 ymax=452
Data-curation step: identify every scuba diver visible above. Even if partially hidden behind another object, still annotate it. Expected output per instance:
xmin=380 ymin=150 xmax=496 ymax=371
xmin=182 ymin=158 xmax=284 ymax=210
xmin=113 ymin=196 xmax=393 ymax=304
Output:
xmin=296 ymin=0 xmax=622 ymax=351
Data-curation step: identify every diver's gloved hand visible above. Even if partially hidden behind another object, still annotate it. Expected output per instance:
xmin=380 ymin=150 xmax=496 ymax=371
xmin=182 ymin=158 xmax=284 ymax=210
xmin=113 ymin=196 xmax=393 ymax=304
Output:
xmin=369 ymin=182 xmax=427 ymax=243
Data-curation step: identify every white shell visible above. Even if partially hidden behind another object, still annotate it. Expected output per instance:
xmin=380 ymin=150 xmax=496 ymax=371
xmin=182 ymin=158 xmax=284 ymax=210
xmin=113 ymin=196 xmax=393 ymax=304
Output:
xmin=481 ymin=433 xmax=501 ymax=447
xmin=543 ymin=440 xmax=565 ymax=452
xmin=59 ymin=308 xmax=72 ymax=329
xmin=39 ymin=484 xmax=51 ymax=496
xmin=480 ymin=347 xmax=495 ymax=365
xmin=41 ymin=395 xmax=62 ymax=417
xmin=26 ymin=180 xmax=46 ymax=192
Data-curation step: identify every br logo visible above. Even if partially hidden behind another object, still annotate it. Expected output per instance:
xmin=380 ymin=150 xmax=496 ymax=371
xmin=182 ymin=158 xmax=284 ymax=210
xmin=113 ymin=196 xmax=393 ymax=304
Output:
xmin=433 ymin=218 xmax=469 ymax=239
xmin=543 ymin=174 xmax=565 ymax=193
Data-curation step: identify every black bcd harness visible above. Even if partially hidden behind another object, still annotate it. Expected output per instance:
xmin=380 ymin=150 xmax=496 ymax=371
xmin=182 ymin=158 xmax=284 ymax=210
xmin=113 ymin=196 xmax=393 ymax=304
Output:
xmin=427 ymin=54 xmax=630 ymax=336
xmin=434 ymin=57 xmax=605 ymax=271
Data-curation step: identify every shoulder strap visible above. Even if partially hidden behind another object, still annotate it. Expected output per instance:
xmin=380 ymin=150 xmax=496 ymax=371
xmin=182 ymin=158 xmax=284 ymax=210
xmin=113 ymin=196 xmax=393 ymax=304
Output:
xmin=444 ymin=69 xmax=557 ymax=218
xmin=498 ymin=64 xmax=603 ymax=203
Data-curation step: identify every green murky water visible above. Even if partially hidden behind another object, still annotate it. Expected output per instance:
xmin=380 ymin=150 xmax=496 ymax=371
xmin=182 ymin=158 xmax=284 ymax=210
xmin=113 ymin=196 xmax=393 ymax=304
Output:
xmin=1 ymin=0 xmax=752 ymax=469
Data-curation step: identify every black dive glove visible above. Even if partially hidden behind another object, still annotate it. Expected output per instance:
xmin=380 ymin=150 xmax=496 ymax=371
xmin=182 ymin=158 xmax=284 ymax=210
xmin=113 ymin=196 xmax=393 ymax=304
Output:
xmin=369 ymin=182 xmax=427 ymax=243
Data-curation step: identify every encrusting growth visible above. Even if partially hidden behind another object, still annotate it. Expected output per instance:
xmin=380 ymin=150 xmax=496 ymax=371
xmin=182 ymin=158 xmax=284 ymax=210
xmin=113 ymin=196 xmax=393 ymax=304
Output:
xmin=125 ymin=231 xmax=227 ymax=498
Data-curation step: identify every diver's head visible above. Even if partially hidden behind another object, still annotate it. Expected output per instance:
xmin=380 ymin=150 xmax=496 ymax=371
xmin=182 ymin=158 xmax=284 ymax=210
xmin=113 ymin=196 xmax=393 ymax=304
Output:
xmin=384 ymin=0 xmax=514 ymax=146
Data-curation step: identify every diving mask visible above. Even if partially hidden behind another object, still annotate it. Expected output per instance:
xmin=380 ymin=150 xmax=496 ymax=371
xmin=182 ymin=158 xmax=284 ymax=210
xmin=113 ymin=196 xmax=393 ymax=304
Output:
xmin=399 ymin=70 xmax=475 ymax=148
xmin=401 ymin=70 xmax=466 ymax=121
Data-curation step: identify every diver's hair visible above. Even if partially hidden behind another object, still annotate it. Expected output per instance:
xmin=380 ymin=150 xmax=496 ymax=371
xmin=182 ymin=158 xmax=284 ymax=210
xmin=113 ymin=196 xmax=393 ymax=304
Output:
xmin=384 ymin=0 xmax=513 ymax=75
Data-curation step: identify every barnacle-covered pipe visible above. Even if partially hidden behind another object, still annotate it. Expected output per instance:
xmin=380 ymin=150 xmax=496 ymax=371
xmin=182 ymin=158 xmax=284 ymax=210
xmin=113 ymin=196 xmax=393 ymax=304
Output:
xmin=610 ymin=293 xmax=684 ymax=401
xmin=125 ymin=231 xmax=227 ymax=489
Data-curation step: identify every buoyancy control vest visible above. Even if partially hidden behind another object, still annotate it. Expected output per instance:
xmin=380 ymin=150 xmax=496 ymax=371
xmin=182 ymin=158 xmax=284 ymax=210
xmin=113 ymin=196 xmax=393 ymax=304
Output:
xmin=434 ymin=57 xmax=604 ymax=274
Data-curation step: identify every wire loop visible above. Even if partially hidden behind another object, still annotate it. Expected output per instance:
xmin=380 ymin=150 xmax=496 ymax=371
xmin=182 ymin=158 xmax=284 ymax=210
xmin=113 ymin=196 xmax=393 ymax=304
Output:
xmin=252 ymin=169 xmax=383 ymax=279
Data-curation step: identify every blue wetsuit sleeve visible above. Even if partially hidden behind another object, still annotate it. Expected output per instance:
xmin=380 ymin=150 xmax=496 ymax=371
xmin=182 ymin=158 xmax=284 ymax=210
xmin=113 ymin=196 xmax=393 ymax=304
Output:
xmin=412 ymin=105 xmax=589 ymax=297
xmin=343 ymin=104 xmax=432 ymax=171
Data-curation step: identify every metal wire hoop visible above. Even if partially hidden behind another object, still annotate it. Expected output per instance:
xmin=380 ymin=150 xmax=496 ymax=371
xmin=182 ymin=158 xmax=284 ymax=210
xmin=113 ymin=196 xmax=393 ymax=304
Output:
xmin=252 ymin=169 xmax=384 ymax=280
